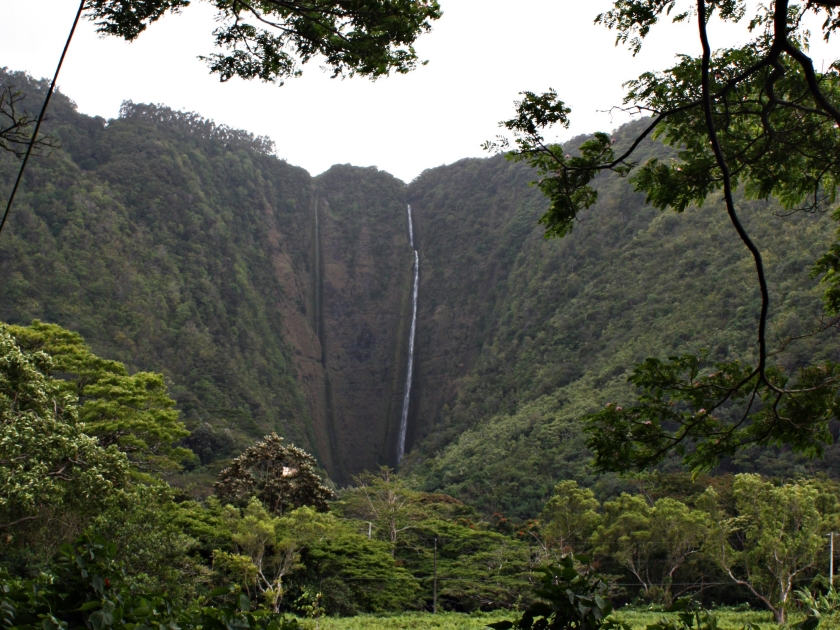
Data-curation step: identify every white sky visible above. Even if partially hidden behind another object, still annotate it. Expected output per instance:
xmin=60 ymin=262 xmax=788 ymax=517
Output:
xmin=0 ymin=1 xmax=836 ymax=182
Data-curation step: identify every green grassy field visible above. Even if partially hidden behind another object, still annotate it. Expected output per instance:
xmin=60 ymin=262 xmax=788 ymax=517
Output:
xmin=611 ymin=608 xmax=777 ymax=629
xmin=316 ymin=611 xmax=509 ymax=629
xmin=311 ymin=608 xmax=784 ymax=629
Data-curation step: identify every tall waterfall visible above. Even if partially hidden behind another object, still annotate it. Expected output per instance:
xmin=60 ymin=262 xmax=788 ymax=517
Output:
xmin=407 ymin=203 xmax=415 ymax=248
xmin=397 ymin=205 xmax=419 ymax=464
xmin=314 ymin=198 xmax=321 ymax=339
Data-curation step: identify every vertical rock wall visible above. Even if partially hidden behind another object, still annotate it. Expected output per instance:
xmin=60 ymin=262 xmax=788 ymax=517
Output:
xmin=311 ymin=165 xmax=414 ymax=482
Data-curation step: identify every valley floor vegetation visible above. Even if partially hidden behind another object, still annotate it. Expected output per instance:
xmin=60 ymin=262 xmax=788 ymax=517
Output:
xmin=2 ymin=321 xmax=840 ymax=628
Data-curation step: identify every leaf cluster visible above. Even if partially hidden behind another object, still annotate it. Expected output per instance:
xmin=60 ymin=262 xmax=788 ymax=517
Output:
xmin=488 ymin=555 xmax=620 ymax=630
xmin=8 ymin=321 xmax=191 ymax=473
xmin=586 ymin=354 xmax=840 ymax=473
xmin=0 ymin=535 xmax=301 ymax=630
xmin=84 ymin=0 xmax=442 ymax=84
xmin=0 ymin=327 xmax=129 ymax=534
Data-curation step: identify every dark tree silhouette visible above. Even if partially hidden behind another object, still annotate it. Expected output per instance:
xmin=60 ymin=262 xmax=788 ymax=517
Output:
xmin=215 ymin=433 xmax=332 ymax=515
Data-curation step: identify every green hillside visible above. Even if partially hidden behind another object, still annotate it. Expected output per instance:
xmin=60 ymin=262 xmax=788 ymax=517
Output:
xmin=0 ymin=75 xmax=315 ymax=457
xmin=0 ymin=68 xmax=413 ymax=481
xmin=404 ymin=121 xmax=840 ymax=518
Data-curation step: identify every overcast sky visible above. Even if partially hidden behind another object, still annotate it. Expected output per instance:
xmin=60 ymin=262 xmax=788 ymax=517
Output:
xmin=0 ymin=1 xmax=835 ymax=182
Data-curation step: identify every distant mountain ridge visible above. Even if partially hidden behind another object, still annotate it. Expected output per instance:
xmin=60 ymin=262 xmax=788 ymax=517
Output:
xmin=2 ymin=68 xmax=837 ymax=506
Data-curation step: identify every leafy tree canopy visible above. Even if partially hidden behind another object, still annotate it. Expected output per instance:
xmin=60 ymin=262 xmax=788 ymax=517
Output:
xmin=700 ymin=473 xmax=835 ymax=624
xmin=214 ymin=499 xmax=333 ymax=612
xmin=487 ymin=0 xmax=840 ymax=473
xmin=215 ymin=433 xmax=333 ymax=515
xmin=0 ymin=327 xmax=128 ymax=538
xmin=539 ymin=481 xmax=600 ymax=556
xmin=84 ymin=0 xmax=442 ymax=84
xmin=7 ymin=321 xmax=191 ymax=472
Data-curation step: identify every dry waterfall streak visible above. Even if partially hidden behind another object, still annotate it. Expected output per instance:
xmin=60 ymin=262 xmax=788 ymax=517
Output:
xmin=398 ymin=205 xmax=419 ymax=464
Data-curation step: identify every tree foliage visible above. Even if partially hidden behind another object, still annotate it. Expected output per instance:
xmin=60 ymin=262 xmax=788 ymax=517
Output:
xmin=539 ymin=481 xmax=600 ymax=556
xmin=488 ymin=555 xmax=622 ymax=630
xmin=8 ymin=320 xmax=191 ymax=472
xmin=701 ymin=473 xmax=832 ymax=624
xmin=0 ymin=535 xmax=301 ymax=630
xmin=342 ymin=466 xmax=421 ymax=556
xmin=215 ymin=433 xmax=333 ymax=515
xmin=214 ymin=500 xmax=332 ymax=612
xmin=0 ymin=326 xmax=128 ymax=541
xmin=84 ymin=0 xmax=442 ymax=84
xmin=591 ymin=494 xmax=708 ymax=605
xmin=488 ymin=0 xmax=840 ymax=472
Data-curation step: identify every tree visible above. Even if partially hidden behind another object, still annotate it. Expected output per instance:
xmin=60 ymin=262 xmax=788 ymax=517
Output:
xmin=591 ymin=494 xmax=708 ymax=605
xmin=184 ymin=422 xmax=236 ymax=466
xmin=539 ymin=481 xmax=600 ymax=556
xmin=215 ymin=433 xmax=333 ymax=515
xmin=0 ymin=327 xmax=128 ymax=558
xmin=86 ymin=482 xmax=204 ymax=605
xmin=214 ymin=499 xmax=330 ymax=612
xmin=341 ymin=466 xmax=421 ymax=557
xmin=700 ymin=473 xmax=829 ymax=624
xmin=85 ymin=0 xmax=442 ymax=84
xmin=487 ymin=0 xmax=840 ymax=473
xmin=8 ymin=321 xmax=191 ymax=472
xmin=301 ymin=521 xmax=420 ymax=613
xmin=0 ymin=82 xmax=57 ymax=158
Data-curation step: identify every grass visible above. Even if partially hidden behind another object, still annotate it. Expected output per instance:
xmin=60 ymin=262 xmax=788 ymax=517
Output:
xmin=303 ymin=607 xmax=786 ymax=629
xmin=314 ymin=610 xmax=511 ymax=629
xmin=611 ymin=608 xmax=777 ymax=629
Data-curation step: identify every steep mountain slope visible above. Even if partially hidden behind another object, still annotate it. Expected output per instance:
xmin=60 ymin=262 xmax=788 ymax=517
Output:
xmin=403 ymin=156 xmax=547 ymax=455
xmin=404 ymin=122 xmax=840 ymax=517
xmin=0 ymin=69 xmax=413 ymax=482
xmin=314 ymin=165 xmax=414 ymax=480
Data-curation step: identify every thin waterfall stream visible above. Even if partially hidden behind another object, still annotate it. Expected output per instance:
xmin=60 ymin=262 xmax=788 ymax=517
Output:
xmin=397 ymin=204 xmax=419 ymax=464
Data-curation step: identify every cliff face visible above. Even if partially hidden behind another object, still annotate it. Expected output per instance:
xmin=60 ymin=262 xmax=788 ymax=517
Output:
xmin=314 ymin=166 xmax=414 ymax=481
xmin=404 ymin=156 xmax=546 ymax=454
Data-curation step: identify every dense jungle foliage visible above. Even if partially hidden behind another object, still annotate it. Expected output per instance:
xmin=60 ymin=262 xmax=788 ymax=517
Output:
xmin=2 ymin=320 xmax=840 ymax=627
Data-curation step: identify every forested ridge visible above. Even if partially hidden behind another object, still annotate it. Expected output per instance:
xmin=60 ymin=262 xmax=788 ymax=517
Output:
xmin=0 ymin=67 xmax=417 ymax=483
xmin=0 ymin=68 xmax=318 ymax=458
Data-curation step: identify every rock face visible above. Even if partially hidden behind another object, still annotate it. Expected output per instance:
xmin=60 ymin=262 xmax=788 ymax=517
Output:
xmin=405 ymin=157 xmax=546 ymax=455
xmin=313 ymin=166 xmax=414 ymax=482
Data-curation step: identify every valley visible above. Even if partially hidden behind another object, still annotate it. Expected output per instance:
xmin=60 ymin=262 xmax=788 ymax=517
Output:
xmin=1 ymin=68 xmax=838 ymax=504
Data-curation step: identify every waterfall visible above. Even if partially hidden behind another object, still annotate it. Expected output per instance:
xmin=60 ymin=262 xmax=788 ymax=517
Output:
xmin=314 ymin=197 xmax=322 ymax=343
xmin=397 ymin=205 xmax=419 ymax=464
xmin=407 ymin=203 xmax=415 ymax=248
